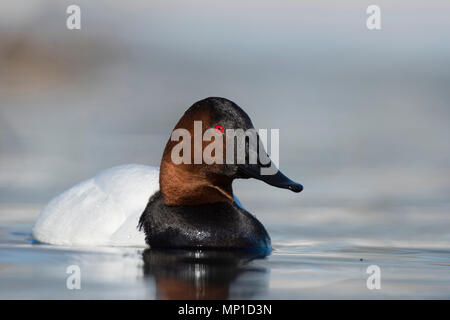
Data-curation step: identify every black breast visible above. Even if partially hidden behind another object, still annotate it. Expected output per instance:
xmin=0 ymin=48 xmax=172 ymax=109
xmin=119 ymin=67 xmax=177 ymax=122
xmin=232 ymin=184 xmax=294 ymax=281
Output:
xmin=138 ymin=191 xmax=271 ymax=252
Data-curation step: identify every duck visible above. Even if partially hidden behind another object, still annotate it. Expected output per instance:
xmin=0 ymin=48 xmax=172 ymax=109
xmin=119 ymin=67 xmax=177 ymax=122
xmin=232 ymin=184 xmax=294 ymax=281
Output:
xmin=32 ymin=97 xmax=302 ymax=250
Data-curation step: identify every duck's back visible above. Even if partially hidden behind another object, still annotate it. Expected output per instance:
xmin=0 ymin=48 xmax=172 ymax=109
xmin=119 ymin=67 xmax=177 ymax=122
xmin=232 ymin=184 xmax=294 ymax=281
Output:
xmin=32 ymin=164 xmax=159 ymax=247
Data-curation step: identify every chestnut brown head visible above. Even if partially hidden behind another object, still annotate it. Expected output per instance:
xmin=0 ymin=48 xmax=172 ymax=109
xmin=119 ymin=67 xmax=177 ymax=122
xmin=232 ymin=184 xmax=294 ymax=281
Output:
xmin=160 ymin=97 xmax=302 ymax=206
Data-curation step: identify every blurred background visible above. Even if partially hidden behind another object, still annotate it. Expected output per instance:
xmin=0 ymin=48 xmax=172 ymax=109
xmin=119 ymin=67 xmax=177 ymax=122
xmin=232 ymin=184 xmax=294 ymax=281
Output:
xmin=1 ymin=0 xmax=449 ymax=248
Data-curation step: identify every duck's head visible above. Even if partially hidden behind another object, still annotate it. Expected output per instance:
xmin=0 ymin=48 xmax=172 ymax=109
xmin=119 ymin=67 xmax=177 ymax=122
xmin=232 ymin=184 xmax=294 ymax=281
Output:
xmin=160 ymin=97 xmax=303 ymax=206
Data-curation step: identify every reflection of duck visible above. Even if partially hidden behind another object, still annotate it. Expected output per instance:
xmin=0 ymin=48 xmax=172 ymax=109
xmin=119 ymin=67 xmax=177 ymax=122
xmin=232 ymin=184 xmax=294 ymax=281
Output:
xmin=33 ymin=97 xmax=302 ymax=248
xmin=142 ymin=249 xmax=269 ymax=300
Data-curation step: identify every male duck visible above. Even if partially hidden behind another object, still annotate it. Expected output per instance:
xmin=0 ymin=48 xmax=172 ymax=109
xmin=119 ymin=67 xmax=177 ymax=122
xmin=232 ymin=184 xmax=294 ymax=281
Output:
xmin=32 ymin=97 xmax=302 ymax=250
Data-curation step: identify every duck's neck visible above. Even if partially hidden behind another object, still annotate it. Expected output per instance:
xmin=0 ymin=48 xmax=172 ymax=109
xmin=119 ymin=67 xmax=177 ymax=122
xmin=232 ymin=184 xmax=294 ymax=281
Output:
xmin=160 ymin=161 xmax=234 ymax=206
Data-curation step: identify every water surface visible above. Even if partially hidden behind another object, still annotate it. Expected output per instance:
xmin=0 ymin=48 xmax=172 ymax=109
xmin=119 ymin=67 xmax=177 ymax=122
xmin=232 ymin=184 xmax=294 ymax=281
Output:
xmin=1 ymin=207 xmax=449 ymax=299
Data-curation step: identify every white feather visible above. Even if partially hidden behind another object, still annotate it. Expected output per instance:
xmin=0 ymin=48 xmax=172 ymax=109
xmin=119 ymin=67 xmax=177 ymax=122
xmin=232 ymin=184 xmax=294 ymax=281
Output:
xmin=32 ymin=164 xmax=159 ymax=247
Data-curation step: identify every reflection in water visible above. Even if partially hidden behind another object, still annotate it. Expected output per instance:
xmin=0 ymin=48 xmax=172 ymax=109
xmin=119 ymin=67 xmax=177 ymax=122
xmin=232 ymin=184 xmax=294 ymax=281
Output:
xmin=142 ymin=249 xmax=269 ymax=299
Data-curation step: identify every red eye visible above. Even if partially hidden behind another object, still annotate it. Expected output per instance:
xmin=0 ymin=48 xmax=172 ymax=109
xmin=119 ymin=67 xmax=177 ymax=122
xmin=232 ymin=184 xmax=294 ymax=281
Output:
xmin=215 ymin=125 xmax=224 ymax=133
